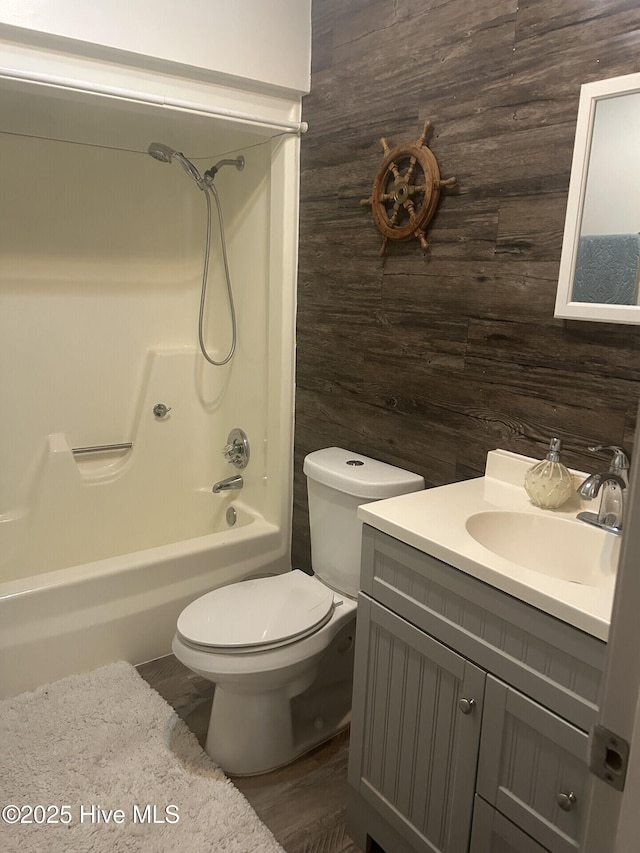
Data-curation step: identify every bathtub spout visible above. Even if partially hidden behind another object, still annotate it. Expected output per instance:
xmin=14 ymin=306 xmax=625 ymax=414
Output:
xmin=212 ymin=475 xmax=243 ymax=494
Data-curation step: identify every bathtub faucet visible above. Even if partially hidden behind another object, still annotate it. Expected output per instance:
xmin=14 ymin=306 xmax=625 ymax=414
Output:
xmin=212 ymin=474 xmax=243 ymax=494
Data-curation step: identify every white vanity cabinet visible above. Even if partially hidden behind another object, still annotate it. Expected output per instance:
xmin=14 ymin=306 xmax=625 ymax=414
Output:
xmin=347 ymin=526 xmax=606 ymax=853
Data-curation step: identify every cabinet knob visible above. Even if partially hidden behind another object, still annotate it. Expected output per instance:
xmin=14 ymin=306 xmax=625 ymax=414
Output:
xmin=458 ymin=698 xmax=476 ymax=715
xmin=556 ymin=791 xmax=577 ymax=812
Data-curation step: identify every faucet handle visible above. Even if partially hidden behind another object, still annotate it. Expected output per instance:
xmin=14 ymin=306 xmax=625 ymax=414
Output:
xmin=588 ymin=445 xmax=630 ymax=479
xmin=221 ymin=428 xmax=250 ymax=469
xmin=222 ymin=442 xmax=239 ymax=461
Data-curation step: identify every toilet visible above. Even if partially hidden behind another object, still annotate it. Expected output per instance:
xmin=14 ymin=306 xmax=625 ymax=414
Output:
xmin=172 ymin=447 xmax=424 ymax=775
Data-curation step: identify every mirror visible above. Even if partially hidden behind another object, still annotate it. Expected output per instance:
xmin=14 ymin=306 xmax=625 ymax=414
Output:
xmin=555 ymin=72 xmax=640 ymax=324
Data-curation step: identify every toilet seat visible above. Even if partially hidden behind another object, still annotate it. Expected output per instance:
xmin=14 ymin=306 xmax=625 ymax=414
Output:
xmin=176 ymin=570 xmax=337 ymax=653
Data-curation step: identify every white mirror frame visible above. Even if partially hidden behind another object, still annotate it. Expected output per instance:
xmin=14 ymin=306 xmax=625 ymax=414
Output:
xmin=555 ymin=72 xmax=640 ymax=325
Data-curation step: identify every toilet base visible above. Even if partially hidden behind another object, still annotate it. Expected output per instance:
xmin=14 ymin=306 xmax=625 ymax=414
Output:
xmin=206 ymin=685 xmax=296 ymax=774
xmin=204 ymin=619 xmax=355 ymax=775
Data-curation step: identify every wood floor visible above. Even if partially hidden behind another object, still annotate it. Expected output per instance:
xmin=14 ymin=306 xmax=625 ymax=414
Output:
xmin=137 ymin=654 xmax=362 ymax=853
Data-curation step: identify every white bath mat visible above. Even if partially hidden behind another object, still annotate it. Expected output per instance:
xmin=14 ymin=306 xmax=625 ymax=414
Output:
xmin=0 ymin=661 xmax=286 ymax=853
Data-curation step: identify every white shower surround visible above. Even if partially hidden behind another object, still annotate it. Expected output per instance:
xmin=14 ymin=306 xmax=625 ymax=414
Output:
xmin=0 ymin=48 xmax=301 ymax=698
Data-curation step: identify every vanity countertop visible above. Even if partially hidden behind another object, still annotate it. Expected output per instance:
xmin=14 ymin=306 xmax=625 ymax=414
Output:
xmin=358 ymin=449 xmax=618 ymax=640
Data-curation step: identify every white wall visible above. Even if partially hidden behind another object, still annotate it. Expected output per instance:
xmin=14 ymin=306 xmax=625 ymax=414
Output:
xmin=0 ymin=0 xmax=311 ymax=94
xmin=0 ymin=122 xmax=273 ymax=528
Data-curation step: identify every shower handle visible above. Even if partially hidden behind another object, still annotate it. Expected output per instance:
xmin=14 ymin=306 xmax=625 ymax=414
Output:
xmin=222 ymin=428 xmax=250 ymax=469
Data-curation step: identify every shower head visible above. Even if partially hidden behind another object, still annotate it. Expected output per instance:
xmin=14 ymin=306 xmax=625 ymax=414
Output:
xmin=148 ymin=142 xmax=174 ymax=164
xmin=147 ymin=143 xmax=204 ymax=187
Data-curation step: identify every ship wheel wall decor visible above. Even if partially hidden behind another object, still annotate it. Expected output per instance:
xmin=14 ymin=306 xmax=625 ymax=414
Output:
xmin=361 ymin=120 xmax=457 ymax=255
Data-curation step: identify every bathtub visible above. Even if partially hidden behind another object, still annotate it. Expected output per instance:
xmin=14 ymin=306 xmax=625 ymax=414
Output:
xmin=0 ymin=346 xmax=291 ymax=698
xmin=0 ymin=502 xmax=288 ymax=698
xmin=0 ymin=89 xmax=299 ymax=698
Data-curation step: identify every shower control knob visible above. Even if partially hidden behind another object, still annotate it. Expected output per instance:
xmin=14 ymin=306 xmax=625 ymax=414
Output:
xmin=222 ymin=428 xmax=250 ymax=469
xmin=153 ymin=403 xmax=172 ymax=419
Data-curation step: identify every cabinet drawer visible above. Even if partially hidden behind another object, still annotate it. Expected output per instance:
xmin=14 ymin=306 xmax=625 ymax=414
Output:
xmin=470 ymin=796 xmax=549 ymax=853
xmin=361 ymin=525 xmax=605 ymax=731
xmin=477 ymin=676 xmax=588 ymax=853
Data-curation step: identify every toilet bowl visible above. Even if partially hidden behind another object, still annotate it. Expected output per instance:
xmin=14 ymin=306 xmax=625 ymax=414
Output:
xmin=173 ymin=571 xmax=357 ymax=775
xmin=172 ymin=448 xmax=424 ymax=775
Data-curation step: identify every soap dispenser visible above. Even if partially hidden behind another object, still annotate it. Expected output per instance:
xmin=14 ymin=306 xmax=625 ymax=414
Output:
xmin=524 ymin=438 xmax=574 ymax=509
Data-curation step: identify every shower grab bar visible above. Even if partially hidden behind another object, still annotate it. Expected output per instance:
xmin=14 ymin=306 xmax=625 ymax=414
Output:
xmin=71 ymin=442 xmax=133 ymax=456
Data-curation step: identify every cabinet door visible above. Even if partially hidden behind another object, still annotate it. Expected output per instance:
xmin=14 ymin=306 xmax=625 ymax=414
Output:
xmin=477 ymin=676 xmax=589 ymax=853
xmin=470 ymin=796 xmax=549 ymax=853
xmin=349 ymin=595 xmax=485 ymax=853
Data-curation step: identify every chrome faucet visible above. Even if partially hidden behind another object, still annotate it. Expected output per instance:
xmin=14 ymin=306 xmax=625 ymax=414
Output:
xmin=222 ymin=428 xmax=250 ymax=469
xmin=212 ymin=474 xmax=243 ymax=494
xmin=576 ymin=445 xmax=630 ymax=534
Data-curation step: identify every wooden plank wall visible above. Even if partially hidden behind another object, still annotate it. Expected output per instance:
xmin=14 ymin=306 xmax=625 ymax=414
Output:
xmin=293 ymin=0 xmax=640 ymax=569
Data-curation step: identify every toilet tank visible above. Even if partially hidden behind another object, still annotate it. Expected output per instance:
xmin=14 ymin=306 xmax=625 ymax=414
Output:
xmin=303 ymin=447 xmax=424 ymax=598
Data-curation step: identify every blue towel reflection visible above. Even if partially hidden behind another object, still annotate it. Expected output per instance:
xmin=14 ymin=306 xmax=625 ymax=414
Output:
xmin=573 ymin=233 xmax=640 ymax=304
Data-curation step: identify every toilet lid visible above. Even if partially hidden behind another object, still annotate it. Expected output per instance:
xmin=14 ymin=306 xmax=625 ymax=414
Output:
xmin=177 ymin=570 xmax=336 ymax=651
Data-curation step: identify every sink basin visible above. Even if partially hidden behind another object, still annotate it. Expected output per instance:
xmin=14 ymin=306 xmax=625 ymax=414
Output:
xmin=357 ymin=450 xmax=619 ymax=637
xmin=465 ymin=511 xmax=620 ymax=585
